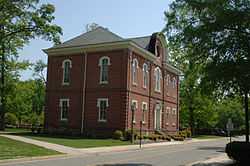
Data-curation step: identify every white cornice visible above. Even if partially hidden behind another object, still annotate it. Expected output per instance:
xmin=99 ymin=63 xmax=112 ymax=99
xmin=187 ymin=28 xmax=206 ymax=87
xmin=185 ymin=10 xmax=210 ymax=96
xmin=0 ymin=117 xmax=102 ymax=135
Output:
xmin=163 ymin=63 xmax=182 ymax=76
xmin=43 ymin=40 xmax=181 ymax=75
xmin=43 ymin=40 xmax=156 ymax=62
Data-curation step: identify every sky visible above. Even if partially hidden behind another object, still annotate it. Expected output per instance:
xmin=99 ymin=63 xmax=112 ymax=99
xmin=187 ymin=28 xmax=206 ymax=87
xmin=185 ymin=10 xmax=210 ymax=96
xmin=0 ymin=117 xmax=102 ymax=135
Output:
xmin=19 ymin=0 xmax=173 ymax=80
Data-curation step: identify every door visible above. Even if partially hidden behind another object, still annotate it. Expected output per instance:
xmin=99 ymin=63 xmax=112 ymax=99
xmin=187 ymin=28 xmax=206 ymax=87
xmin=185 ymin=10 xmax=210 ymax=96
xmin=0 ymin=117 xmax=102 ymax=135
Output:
xmin=155 ymin=104 xmax=161 ymax=130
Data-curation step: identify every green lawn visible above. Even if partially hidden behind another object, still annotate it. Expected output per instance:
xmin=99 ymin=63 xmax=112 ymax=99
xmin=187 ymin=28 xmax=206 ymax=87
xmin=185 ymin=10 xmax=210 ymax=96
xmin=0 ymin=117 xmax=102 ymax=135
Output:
xmin=5 ymin=128 xmax=30 ymax=133
xmin=24 ymin=134 xmax=131 ymax=148
xmin=0 ymin=136 xmax=60 ymax=160
xmin=192 ymin=135 xmax=224 ymax=139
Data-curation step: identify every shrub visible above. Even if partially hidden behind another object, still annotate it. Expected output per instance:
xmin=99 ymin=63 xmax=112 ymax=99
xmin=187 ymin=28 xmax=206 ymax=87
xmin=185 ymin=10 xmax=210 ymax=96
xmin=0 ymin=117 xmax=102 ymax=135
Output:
xmin=172 ymin=135 xmax=185 ymax=141
xmin=5 ymin=113 xmax=18 ymax=126
xmin=163 ymin=136 xmax=171 ymax=141
xmin=112 ymin=130 xmax=123 ymax=140
xmin=123 ymin=130 xmax=138 ymax=141
xmin=226 ymin=141 xmax=250 ymax=163
xmin=186 ymin=130 xmax=192 ymax=137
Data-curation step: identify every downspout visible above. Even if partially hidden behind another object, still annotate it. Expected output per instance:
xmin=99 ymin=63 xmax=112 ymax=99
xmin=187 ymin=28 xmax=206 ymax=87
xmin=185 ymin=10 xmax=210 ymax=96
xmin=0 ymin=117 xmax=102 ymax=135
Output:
xmin=127 ymin=49 xmax=132 ymax=129
xmin=177 ymin=77 xmax=180 ymax=132
xmin=81 ymin=50 xmax=87 ymax=134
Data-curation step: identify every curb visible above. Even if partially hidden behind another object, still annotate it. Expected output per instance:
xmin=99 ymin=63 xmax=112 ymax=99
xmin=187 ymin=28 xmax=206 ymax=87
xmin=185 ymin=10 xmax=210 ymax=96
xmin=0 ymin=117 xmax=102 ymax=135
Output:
xmin=186 ymin=154 xmax=235 ymax=166
xmin=0 ymin=154 xmax=69 ymax=165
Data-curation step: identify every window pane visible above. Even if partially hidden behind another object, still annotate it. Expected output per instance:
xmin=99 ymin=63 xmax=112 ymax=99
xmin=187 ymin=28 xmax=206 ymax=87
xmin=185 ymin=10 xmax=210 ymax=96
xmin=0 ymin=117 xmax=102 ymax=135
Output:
xmin=64 ymin=62 xmax=70 ymax=83
xmin=101 ymin=65 xmax=108 ymax=82
xmin=99 ymin=100 xmax=107 ymax=121
xmin=61 ymin=101 xmax=68 ymax=120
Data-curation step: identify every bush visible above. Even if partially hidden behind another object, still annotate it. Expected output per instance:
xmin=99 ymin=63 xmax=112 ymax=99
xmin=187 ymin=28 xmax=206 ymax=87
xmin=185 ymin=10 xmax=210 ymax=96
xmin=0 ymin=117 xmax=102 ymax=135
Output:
xmin=5 ymin=113 xmax=18 ymax=126
xmin=123 ymin=130 xmax=138 ymax=141
xmin=171 ymin=135 xmax=185 ymax=141
xmin=163 ymin=135 xmax=171 ymax=141
xmin=226 ymin=141 xmax=250 ymax=163
xmin=112 ymin=130 xmax=123 ymax=140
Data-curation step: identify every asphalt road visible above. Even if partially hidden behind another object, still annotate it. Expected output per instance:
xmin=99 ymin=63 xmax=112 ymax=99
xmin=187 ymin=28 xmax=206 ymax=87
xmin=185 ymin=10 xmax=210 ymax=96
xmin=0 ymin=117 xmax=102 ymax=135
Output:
xmin=1 ymin=137 xmax=240 ymax=166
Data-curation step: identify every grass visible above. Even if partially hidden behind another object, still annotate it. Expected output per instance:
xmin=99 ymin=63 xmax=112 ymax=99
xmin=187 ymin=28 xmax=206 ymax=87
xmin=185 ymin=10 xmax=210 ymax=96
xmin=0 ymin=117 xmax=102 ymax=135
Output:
xmin=25 ymin=134 xmax=131 ymax=148
xmin=0 ymin=136 xmax=60 ymax=160
xmin=12 ymin=132 xmax=131 ymax=148
xmin=5 ymin=127 xmax=30 ymax=133
xmin=193 ymin=135 xmax=224 ymax=139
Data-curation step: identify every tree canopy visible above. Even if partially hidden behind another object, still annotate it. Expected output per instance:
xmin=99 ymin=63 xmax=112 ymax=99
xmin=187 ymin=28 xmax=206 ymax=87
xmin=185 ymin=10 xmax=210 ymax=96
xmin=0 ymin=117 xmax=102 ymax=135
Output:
xmin=164 ymin=0 xmax=250 ymax=141
xmin=0 ymin=0 xmax=62 ymax=130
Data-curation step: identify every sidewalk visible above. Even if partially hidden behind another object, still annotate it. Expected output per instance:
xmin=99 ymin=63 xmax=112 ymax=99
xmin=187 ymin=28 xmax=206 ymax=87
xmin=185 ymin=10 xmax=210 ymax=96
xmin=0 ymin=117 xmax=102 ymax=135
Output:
xmin=1 ymin=134 xmax=228 ymax=155
xmin=186 ymin=154 xmax=235 ymax=166
xmin=1 ymin=134 xmax=82 ymax=155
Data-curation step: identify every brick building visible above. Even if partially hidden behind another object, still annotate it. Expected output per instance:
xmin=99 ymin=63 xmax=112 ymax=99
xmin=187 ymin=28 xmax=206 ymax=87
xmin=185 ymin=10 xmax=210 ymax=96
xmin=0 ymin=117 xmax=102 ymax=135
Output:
xmin=44 ymin=27 xmax=181 ymax=136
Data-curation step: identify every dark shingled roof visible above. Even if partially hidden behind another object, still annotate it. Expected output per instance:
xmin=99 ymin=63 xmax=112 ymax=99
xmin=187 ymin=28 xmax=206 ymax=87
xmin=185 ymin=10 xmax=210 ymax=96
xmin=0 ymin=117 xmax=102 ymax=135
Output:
xmin=50 ymin=26 xmax=151 ymax=51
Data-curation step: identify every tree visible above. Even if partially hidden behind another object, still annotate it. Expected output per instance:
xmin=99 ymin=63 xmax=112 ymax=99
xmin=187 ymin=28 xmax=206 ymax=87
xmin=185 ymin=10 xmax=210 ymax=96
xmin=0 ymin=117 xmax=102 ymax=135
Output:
xmin=164 ymin=0 xmax=250 ymax=142
xmin=32 ymin=60 xmax=46 ymax=122
xmin=0 ymin=0 xmax=62 ymax=130
xmin=33 ymin=59 xmax=47 ymax=83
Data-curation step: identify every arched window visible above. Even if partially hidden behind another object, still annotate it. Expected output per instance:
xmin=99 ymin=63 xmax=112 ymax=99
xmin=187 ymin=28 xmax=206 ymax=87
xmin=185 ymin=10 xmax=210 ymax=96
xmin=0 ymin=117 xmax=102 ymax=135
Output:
xmin=154 ymin=67 xmax=162 ymax=92
xmin=155 ymin=41 xmax=161 ymax=57
xmin=172 ymin=77 xmax=177 ymax=88
xmin=99 ymin=56 xmax=110 ymax=84
xmin=62 ymin=59 xmax=72 ymax=85
xmin=132 ymin=58 xmax=138 ymax=85
xmin=142 ymin=63 xmax=149 ymax=88
xmin=166 ymin=74 xmax=170 ymax=86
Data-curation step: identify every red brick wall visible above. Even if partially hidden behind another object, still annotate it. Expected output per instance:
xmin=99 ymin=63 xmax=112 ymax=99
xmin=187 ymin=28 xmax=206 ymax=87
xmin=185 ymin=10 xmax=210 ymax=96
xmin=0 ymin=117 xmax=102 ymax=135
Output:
xmin=84 ymin=49 xmax=128 ymax=135
xmin=45 ymin=54 xmax=85 ymax=133
xmin=45 ymin=38 xmax=179 ymax=136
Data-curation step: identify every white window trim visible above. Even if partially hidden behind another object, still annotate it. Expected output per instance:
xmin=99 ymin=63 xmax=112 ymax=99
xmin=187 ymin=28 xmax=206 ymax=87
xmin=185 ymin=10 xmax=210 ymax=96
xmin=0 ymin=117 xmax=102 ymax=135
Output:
xmin=132 ymin=58 xmax=139 ymax=86
xmin=142 ymin=102 xmax=148 ymax=124
xmin=131 ymin=100 xmax=138 ymax=123
xmin=154 ymin=67 xmax=162 ymax=93
xmin=59 ymin=98 xmax=69 ymax=121
xmin=97 ymin=98 xmax=109 ymax=122
xmin=172 ymin=77 xmax=177 ymax=88
xmin=166 ymin=74 xmax=170 ymax=86
xmin=154 ymin=103 xmax=162 ymax=130
xmin=172 ymin=108 xmax=177 ymax=115
xmin=62 ymin=59 xmax=72 ymax=85
xmin=166 ymin=106 xmax=171 ymax=115
xmin=142 ymin=63 xmax=149 ymax=88
xmin=98 ymin=56 xmax=111 ymax=84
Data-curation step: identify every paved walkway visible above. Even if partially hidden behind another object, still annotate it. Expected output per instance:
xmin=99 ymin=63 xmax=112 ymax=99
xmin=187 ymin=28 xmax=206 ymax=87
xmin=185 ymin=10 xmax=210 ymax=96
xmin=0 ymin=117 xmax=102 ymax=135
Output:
xmin=0 ymin=134 xmax=227 ymax=156
xmin=1 ymin=134 xmax=82 ymax=155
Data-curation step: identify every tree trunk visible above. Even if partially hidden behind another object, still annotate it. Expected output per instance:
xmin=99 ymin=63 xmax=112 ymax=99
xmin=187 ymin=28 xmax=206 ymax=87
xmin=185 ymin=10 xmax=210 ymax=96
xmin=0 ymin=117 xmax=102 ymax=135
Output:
xmin=244 ymin=91 xmax=249 ymax=143
xmin=189 ymin=107 xmax=195 ymax=136
xmin=0 ymin=40 xmax=5 ymax=131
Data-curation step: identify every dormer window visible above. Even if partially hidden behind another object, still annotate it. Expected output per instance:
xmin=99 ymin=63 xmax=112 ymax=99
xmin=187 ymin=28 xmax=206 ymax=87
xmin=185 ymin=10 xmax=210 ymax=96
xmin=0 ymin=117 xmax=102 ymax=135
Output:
xmin=156 ymin=45 xmax=161 ymax=57
xmin=155 ymin=40 xmax=162 ymax=58
xmin=62 ymin=59 xmax=72 ymax=85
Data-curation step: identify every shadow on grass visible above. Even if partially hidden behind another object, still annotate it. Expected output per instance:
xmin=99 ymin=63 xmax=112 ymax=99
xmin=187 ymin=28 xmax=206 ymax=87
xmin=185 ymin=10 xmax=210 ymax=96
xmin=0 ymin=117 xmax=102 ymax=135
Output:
xmin=197 ymin=146 xmax=225 ymax=153
xmin=96 ymin=164 xmax=152 ymax=166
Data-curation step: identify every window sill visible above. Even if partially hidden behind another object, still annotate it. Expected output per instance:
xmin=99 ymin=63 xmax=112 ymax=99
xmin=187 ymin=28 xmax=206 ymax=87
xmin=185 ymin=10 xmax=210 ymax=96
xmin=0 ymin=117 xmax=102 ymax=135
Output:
xmin=132 ymin=82 xmax=137 ymax=86
xmin=98 ymin=120 xmax=107 ymax=123
xmin=100 ymin=81 xmax=108 ymax=85
xmin=154 ymin=90 xmax=161 ymax=94
xmin=62 ymin=83 xmax=70 ymax=86
xmin=60 ymin=119 xmax=68 ymax=121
